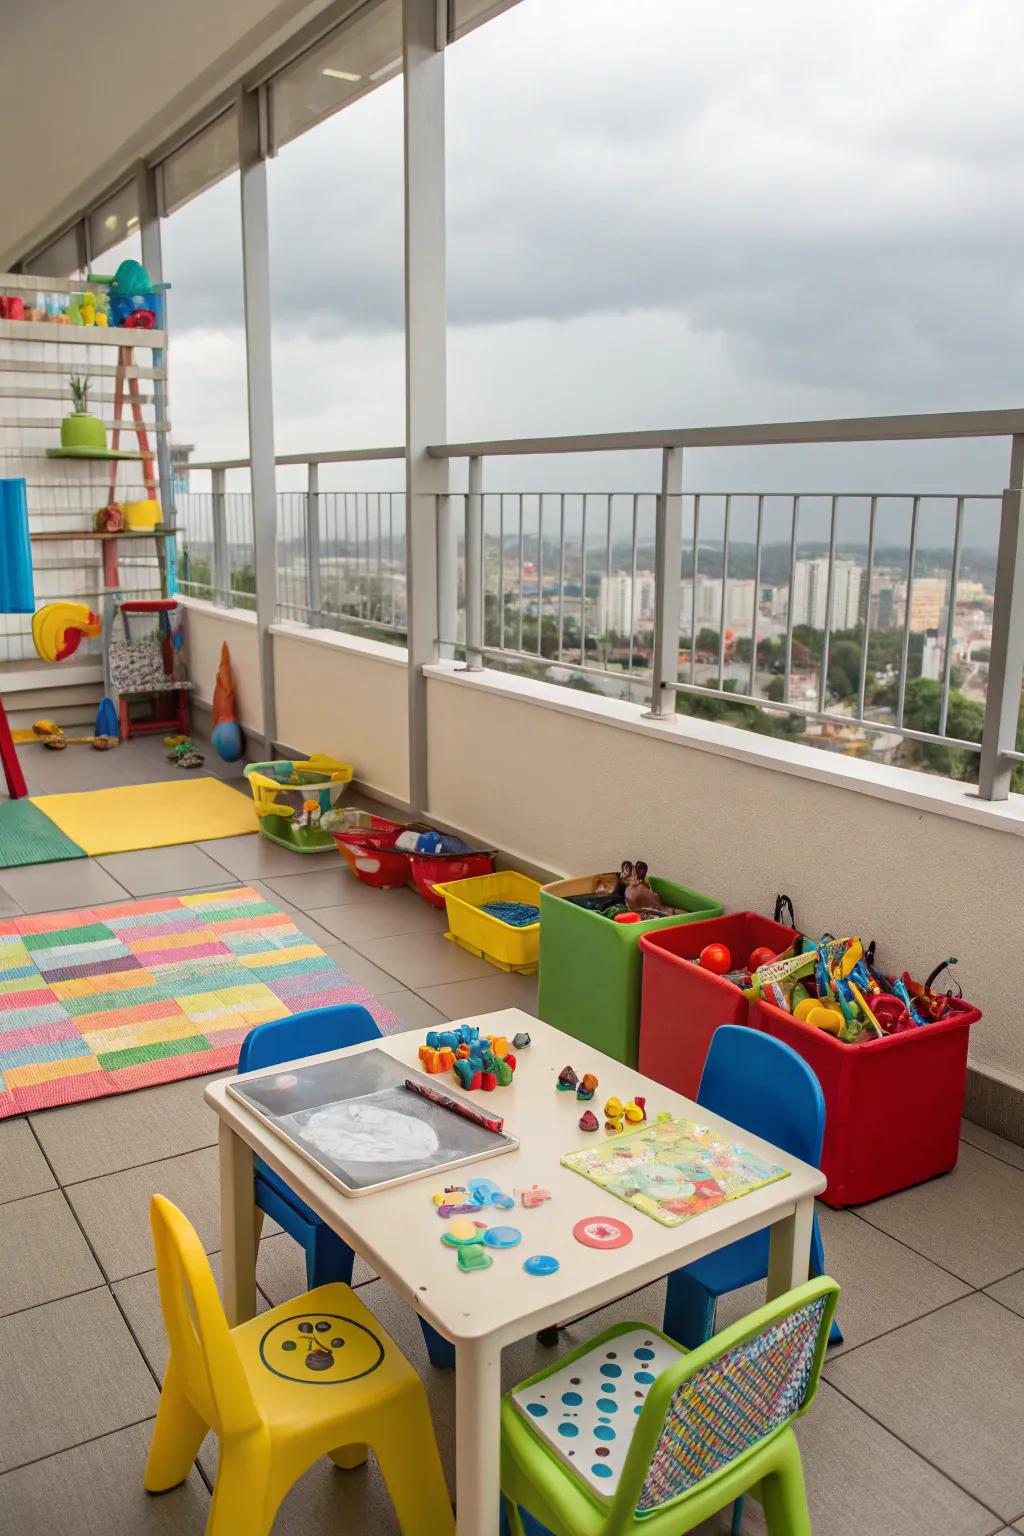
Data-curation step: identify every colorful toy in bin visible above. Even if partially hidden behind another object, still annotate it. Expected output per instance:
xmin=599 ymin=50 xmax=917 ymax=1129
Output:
xmin=244 ymin=754 xmax=352 ymax=853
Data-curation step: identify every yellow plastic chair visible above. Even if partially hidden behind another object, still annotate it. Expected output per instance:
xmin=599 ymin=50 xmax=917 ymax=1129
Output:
xmin=144 ymin=1195 xmax=454 ymax=1536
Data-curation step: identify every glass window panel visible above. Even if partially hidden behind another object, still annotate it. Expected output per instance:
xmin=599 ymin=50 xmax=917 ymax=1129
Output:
xmin=87 ymin=180 xmax=140 ymax=262
xmin=160 ymin=108 xmax=238 ymax=217
xmin=28 ymin=226 xmax=81 ymax=279
xmin=271 ymin=0 xmax=401 ymax=152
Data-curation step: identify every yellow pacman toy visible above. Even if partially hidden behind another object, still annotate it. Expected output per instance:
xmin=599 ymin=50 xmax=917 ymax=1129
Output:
xmin=31 ymin=601 xmax=101 ymax=663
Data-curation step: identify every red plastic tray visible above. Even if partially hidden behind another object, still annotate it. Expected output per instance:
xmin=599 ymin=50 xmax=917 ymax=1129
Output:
xmin=638 ymin=912 xmax=798 ymax=1099
xmin=409 ymin=850 xmax=496 ymax=908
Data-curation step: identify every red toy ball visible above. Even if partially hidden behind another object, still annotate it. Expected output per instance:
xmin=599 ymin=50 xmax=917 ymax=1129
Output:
xmin=748 ymin=946 xmax=777 ymax=971
xmin=699 ymin=942 xmax=732 ymax=975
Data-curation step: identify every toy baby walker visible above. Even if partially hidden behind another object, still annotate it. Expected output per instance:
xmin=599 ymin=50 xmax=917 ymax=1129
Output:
xmin=418 ymin=1024 xmax=518 ymax=1091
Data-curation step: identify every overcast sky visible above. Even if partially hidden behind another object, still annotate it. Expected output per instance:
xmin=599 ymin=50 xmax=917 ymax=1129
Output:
xmin=160 ymin=0 xmax=1024 ymax=522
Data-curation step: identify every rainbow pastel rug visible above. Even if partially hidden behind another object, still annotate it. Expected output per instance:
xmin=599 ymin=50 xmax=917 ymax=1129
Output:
xmin=0 ymin=887 xmax=400 ymax=1119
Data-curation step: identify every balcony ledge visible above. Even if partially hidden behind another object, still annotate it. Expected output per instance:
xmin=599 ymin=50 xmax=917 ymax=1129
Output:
xmin=423 ymin=660 xmax=1024 ymax=841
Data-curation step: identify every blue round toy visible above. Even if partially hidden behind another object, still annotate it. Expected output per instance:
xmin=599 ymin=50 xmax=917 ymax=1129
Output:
xmin=482 ymin=1226 xmax=522 ymax=1249
xmin=523 ymin=1254 xmax=560 ymax=1276
xmin=212 ymin=718 xmax=244 ymax=762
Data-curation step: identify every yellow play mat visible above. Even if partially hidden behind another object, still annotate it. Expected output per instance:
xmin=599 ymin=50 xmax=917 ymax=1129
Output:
xmin=31 ymin=778 xmax=256 ymax=856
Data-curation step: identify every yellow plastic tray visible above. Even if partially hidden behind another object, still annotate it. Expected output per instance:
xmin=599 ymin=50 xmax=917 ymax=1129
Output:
xmin=433 ymin=869 xmax=542 ymax=974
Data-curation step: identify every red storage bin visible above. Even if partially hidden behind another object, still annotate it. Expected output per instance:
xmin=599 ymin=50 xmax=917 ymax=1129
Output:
xmin=332 ymin=824 xmax=409 ymax=888
xmin=751 ymin=994 xmax=982 ymax=1206
xmin=409 ymin=851 xmax=496 ymax=908
xmin=638 ymin=912 xmax=798 ymax=1098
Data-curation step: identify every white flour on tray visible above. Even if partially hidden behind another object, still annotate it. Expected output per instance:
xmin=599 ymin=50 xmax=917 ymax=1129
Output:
xmin=294 ymin=1101 xmax=440 ymax=1164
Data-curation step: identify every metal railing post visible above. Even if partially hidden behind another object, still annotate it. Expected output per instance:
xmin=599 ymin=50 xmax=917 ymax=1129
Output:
xmin=465 ymin=455 xmax=484 ymax=668
xmin=437 ymin=491 xmax=457 ymax=661
xmin=978 ymin=434 xmax=1024 ymax=800
xmin=305 ymin=461 xmax=321 ymax=624
xmin=211 ymin=467 xmax=229 ymax=604
xmin=646 ymin=445 xmax=683 ymax=718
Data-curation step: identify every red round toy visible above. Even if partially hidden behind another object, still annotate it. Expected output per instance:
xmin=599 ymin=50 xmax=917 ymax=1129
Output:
xmin=614 ymin=912 xmax=642 ymax=924
xmin=748 ymin=946 xmax=777 ymax=971
xmin=699 ymin=942 xmax=732 ymax=975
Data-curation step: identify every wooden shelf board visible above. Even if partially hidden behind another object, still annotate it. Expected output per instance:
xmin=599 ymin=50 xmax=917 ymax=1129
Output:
xmin=0 ymin=416 xmax=170 ymax=432
xmin=0 ymin=319 xmax=166 ymax=348
xmin=0 ymin=385 xmax=157 ymax=403
xmin=30 ymin=528 xmax=179 ymax=542
xmin=0 ymin=358 xmax=165 ymax=380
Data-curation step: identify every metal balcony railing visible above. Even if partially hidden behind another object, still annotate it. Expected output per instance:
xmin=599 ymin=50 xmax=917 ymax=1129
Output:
xmin=180 ymin=408 xmax=1024 ymax=800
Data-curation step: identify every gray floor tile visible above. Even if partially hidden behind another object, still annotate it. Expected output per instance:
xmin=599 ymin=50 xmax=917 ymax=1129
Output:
xmin=114 ymin=1249 xmax=268 ymax=1380
xmin=357 ymin=930 xmax=496 ymax=988
xmin=65 ymin=1146 xmax=224 ymax=1282
xmin=0 ymin=1421 xmax=209 ymax=1536
xmin=826 ymin=1292 xmax=1024 ymax=1521
xmin=0 ymin=880 xmax=22 ymax=917
xmin=0 ymin=1120 xmax=56 ymax=1204
xmin=96 ymin=844 xmax=231 ymax=897
xmin=314 ymin=890 xmax=447 ymax=944
xmin=375 ymin=989 xmax=450 ymax=1032
xmin=961 ymin=1118 xmax=1024 ymax=1173
xmin=246 ymin=881 xmax=352 ymax=949
xmin=418 ymin=971 xmax=540 ymax=1021
xmin=0 ymin=1190 xmax=103 ymax=1317
xmin=254 ymin=1230 xmax=376 ymax=1309
xmin=858 ymin=1142 xmax=1024 ymax=1286
xmin=320 ymin=941 xmax=405 ymax=995
xmin=198 ymin=833 xmax=319 ymax=879
xmin=0 ymin=1289 xmax=156 ymax=1473
xmin=263 ymin=867 xmax=385 ymax=911
xmin=0 ymin=858 xmax=128 ymax=913
xmin=811 ymin=1205 xmax=971 ymax=1353
xmin=32 ymin=1074 xmax=221 ymax=1185
xmin=984 ymin=1267 xmax=1024 ymax=1320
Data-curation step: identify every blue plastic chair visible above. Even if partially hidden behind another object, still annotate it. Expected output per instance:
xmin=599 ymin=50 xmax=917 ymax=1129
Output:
xmin=238 ymin=1005 xmax=456 ymax=1370
xmin=663 ymin=1025 xmax=842 ymax=1351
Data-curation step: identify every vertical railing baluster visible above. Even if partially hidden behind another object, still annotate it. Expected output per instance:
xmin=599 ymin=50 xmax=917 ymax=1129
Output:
xmin=465 ymin=455 xmax=484 ymax=669
xmin=517 ymin=494 xmax=525 ymax=654
xmin=628 ymin=493 xmax=639 ymax=683
xmin=979 ymin=435 xmax=1024 ymax=799
xmin=689 ymin=494 xmax=700 ymax=687
xmin=211 ymin=466 xmax=228 ymax=606
xmin=557 ymin=494 xmax=566 ymax=663
xmin=783 ymin=495 xmax=800 ymax=705
xmin=536 ymin=493 xmax=545 ymax=658
xmin=938 ymin=496 xmax=964 ymax=739
xmin=580 ymin=494 xmax=589 ymax=668
xmin=857 ymin=495 xmax=877 ymax=722
xmin=717 ymin=494 xmax=731 ymax=691
xmin=305 ymin=461 xmax=320 ymax=625
xmin=896 ymin=496 xmax=920 ymax=727
xmin=749 ymin=494 xmax=764 ymax=697
xmin=648 ymin=446 xmax=684 ymax=718
xmin=818 ymin=495 xmax=838 ymax=713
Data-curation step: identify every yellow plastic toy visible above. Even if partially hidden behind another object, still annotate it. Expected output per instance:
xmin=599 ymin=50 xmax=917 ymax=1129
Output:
xmin=144 ymin=1196 xmax=453 ymax=1536
xmin=31 ymin=601 xmax=101 ymax=663
xmin=604 ymin=1095 xmax=624 ymax=1131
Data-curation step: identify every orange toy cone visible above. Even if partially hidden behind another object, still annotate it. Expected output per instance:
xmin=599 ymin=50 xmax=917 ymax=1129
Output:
xmin=211 ymin=642 xmax=243 ymax=761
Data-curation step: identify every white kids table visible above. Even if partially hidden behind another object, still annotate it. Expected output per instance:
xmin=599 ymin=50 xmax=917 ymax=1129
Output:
xmin=205 ymin=1008 xmax=826 ymax=1536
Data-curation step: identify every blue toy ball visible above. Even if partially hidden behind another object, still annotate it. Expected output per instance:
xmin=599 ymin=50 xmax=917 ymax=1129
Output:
xmin=211 ymin=719 xmax=243 ymax=762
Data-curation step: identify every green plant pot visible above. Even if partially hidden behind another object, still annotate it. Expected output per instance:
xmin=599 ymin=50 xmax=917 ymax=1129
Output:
xmin=60 ymin=412 xmax=106 ymax=451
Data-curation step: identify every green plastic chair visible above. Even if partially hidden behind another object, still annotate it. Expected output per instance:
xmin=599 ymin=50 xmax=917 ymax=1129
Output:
xmin=501 ymin=1277 xmax=838 ymax=1536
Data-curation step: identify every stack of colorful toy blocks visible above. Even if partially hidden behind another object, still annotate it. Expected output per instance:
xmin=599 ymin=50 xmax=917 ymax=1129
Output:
xmin=417 ymin=1024 xmax=518 ymax=1091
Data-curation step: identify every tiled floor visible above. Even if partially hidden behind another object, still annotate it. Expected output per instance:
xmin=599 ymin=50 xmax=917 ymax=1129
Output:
xmin=2 ymin=741 xmax=1023 ymax=1534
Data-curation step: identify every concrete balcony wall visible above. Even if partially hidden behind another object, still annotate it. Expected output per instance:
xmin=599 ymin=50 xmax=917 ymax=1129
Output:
xmin=271 ymin=624 xmax=410 ymax=804
xmin=182 ymin=599 xmax=263 ymax=736
xmin=424 ymin=665 xmax=1024 ymax=1098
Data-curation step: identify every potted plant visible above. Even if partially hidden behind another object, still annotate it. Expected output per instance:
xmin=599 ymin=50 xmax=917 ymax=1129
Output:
xmin=60 ymin=374 xmax=107 ymax=452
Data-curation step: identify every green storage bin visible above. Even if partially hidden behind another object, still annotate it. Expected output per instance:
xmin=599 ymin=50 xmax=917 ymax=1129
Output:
xmin=537 ymin=873 xmax=723 ymax=1066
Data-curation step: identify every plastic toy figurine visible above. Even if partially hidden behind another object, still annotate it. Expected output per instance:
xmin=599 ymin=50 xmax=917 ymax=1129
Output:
xmin=624 ymin=860 xmax=679 ymax=917
xmin=576 ymin=1072 xmax=599 ymax=1101
xmin=515 ymin=1185 xmax=551 ymax=1208
xmin=557 ymin=1065 xmax=579 ymax=1092
xmin=604 ymin=1096 xmax=624 ymax=1132
xmin=623 ymin=1096 xmax=647 ymax=1125
xmin=578 ymin=1109 xmax=600 ymax=1132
